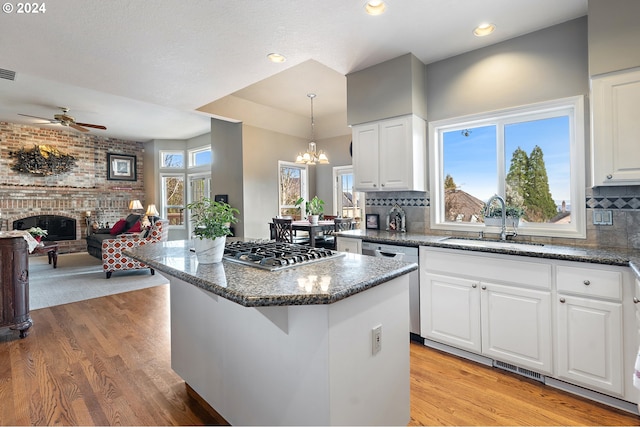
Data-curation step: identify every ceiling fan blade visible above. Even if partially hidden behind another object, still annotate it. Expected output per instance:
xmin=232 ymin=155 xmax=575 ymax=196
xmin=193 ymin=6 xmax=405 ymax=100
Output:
xmin=18 ymin=113 xmax=58 ymax=123
xmin=69 ymin=123 xmax=90 ymax=132
xmin=75 ymin=122 xmax=107 ymax=130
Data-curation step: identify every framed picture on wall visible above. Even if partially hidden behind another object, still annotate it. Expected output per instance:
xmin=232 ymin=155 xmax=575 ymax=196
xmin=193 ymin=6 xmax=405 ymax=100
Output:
xmin=366 ymin=214 xmax=379 ymax=230
xmin=107 ymin=153 xmax=137 ymax=181
xmin=214 ymin=194 xmax=229 ymax=204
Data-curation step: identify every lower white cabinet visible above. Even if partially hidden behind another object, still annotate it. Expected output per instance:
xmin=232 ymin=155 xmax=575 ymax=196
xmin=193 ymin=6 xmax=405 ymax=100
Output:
xmin=420 ymin=246 xmax=638 ymax=406
xmin=422 ymin=273 xmax=481 ymax=353
xmin=556 ymin=294 xmax=623 ymax=395
xmin=421 ymin=248 xmax=553 ymax=374
xmin=481 ymin=282 xmax=552 ymax=374
xmin=335 ymin=237 xmax=361 ymax=254
xmin=555 ymin=264 xmax=625 ymax=396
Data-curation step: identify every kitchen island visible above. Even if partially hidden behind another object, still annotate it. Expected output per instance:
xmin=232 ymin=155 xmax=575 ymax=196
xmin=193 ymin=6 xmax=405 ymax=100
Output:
xmin=125 ymin=239 xmax=417 ymax=426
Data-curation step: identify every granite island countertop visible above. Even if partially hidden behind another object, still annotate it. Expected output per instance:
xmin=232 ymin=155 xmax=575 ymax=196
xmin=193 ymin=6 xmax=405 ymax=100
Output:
xmin=337 ymin=230 xmax=640 ymax=278
xmin=124 ymin=239 xmax=417 ymax=307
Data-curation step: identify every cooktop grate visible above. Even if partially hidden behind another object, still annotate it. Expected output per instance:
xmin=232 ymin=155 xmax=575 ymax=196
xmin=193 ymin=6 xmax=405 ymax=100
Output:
xmin=223 ymin=240 xmax=344 ymax=271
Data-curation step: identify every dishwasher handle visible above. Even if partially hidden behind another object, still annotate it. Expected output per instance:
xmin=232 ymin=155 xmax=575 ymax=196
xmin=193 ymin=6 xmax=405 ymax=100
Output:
xmin=375 ymin=249 xmax=405 ymax=261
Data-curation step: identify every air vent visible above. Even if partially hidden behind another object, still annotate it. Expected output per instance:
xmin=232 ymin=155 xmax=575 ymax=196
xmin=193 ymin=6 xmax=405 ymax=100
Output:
xmin=493 ymin=360 xmax=544 ymax=383
xmin=0 ymin=68 xmax=16 ymax=81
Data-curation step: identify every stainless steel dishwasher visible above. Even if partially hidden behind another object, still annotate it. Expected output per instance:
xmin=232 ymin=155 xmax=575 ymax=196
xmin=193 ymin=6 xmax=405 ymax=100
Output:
xmin=361 ymin=241 xmax=420 ymax=337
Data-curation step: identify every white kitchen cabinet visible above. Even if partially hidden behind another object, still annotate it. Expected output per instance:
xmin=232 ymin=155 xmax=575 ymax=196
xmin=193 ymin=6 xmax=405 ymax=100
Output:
xmin=555 ymin=265 xmax=624 ymax=396
xmin=421 ymin=273 xmax=481 ymax=353
xmin=420 ymin=247 xmax=553 ymax=374
xmin=591 ymin=67 xmax=640 ymax=185
xmin=481 ymin=282 xmax=552 ymax=374
xmin=335 ymin=237 xmax=361 ymax=254
xmin=352 ymin=115 xmax=426 ymax=192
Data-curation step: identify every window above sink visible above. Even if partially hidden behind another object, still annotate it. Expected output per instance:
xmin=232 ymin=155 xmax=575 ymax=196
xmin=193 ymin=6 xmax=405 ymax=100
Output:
xmin=428 ymin=96 xmax=586 ymax=240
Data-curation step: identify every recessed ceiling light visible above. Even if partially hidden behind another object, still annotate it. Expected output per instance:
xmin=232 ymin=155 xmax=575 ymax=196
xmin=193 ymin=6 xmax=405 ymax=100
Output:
xmin=267 ymin=53 xmax=286 ymax=63
xmin=473 ymin=23 xmax=496 ymax=37
xmin=365 ymin=0 xmax=386 ymax=16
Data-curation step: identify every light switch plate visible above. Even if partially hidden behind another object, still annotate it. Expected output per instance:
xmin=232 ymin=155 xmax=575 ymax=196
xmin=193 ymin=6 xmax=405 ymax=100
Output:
xmin=593 ymin=209 xmax=613 ymax=225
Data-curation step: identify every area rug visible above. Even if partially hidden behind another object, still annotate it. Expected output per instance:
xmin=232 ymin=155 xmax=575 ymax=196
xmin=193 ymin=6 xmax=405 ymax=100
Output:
xmin=29 ymin=252 xmax=169 ymax=310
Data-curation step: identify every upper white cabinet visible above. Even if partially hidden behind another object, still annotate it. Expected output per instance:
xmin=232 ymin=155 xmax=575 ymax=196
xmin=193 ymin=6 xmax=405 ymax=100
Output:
xmin=591 ymin=67 xmax=640 ymax=185
xmin=352 ymin=115 xmax=426 ymax=192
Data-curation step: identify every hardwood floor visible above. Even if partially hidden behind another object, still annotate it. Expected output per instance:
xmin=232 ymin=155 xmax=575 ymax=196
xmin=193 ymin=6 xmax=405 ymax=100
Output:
xmin=0 ymin=284 xmax=638 ymax=426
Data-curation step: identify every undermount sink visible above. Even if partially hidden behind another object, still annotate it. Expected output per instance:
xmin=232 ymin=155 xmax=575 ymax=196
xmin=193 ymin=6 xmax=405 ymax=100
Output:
xmin=442 ymin=237 xmax=544 ymax=251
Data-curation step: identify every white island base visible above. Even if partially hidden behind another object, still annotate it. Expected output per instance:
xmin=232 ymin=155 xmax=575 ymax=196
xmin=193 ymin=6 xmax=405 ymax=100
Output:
xmin=170 ymin=275 xmax=410 ymax=426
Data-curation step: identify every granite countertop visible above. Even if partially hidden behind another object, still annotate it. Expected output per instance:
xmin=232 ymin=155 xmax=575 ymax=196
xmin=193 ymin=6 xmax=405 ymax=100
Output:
xmin=124 ymin=240 xmax=417 ymax=307
xmin=337 ymin=230 xmax=640 ymax=278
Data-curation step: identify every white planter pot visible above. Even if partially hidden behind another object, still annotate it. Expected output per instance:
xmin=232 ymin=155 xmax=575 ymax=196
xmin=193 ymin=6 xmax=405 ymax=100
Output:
xmin=309 ymin=215 xmax=319 ymax=225
xmin=484 ymin=217 xmax=520 ymax=228
xmin=193 ymin=235 xmax=226 ymax=264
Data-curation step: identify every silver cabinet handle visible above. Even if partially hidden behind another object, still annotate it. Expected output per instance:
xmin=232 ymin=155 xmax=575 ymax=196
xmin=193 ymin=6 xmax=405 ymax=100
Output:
xmin=481 ymin=285 xmax=487 ymax=290
xmin=472 ymin=283 xmax=477 ymax=288
xmin=634 ymin=297 xmax=639 ymax=304
xmin=583 ymin=280 xmax=590 ymax=286
xmin=607 ymin=174 xmax=613 ymax=179
xmin=381 ymin=183 xmax=385 ymax=187
xmin=373 ymin=184 xmax=377 ymax=187
xmin=560 ymin=298 xmax=566 ymax=303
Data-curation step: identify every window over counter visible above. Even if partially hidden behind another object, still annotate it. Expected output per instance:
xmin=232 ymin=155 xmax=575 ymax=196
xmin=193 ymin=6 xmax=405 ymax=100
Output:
xmin=333 ymin=166 xmax=364 ymax=223
xmin=429 ymin=96 xmax=585 ymax=239
xmin=160 ymin=150 xmax=184 ymax=168
xmin=161 ymin=174 xmax=185 ymax=227
xmin=189 ymin=147 xmax=212 ymax=167
xmin=278 ymin=161 xmax=308 ymax=218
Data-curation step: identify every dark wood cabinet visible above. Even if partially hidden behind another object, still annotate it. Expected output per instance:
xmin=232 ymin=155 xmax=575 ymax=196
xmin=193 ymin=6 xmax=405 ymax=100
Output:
xmin=0 ymin=236 xmax=32 ymax=338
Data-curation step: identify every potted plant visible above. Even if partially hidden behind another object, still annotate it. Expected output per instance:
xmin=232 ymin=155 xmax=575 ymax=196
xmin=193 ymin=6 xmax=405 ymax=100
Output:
xmin=295 ymin=196 xmax=324 ymax=225
xmin=186 ymin=197 xmax=239 ymax=264
xmin=483 ymin=205 xmax=524 ymax=228
xmin=27 ymin=226 xmax=48 ymax=243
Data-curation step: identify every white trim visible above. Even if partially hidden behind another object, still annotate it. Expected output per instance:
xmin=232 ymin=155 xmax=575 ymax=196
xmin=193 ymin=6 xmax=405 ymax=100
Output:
xmin=429 ymin=96 xmax=586 ymax=239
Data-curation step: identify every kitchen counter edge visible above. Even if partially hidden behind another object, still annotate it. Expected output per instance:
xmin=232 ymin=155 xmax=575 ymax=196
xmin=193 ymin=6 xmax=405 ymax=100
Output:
xmin=337 ymin=230 xmax=640 ymax=278
xmin=124 ymin=240 xmax=417 ymax=308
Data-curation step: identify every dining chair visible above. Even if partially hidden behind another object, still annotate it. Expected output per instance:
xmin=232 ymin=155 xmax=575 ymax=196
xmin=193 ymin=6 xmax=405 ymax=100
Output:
xmin=272 ymin=218 xmax=294 ymax=243
xmin=317 ymin=217 xmax=355 ymax=249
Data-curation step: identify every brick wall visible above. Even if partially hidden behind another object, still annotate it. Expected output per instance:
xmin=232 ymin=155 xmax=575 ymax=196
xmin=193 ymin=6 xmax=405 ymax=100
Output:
xmin=0 ymin=122 xmax=146 ymax=253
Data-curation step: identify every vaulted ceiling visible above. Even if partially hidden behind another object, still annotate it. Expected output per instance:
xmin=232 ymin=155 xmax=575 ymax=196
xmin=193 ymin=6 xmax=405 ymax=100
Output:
xmin=0 ymin=0 xmax=587 ymax=142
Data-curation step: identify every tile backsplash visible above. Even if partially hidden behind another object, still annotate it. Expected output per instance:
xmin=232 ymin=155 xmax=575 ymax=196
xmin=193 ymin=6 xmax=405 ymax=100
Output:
xmin=365 ymin=187 xmax=640 ymax=250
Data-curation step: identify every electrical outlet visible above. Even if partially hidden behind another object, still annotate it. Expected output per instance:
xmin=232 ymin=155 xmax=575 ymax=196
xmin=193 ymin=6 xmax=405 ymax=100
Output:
xmin=593 ymin=209 xmax=613 ymax=225
xmin=372 ymin=325 xmax=382 ymax=355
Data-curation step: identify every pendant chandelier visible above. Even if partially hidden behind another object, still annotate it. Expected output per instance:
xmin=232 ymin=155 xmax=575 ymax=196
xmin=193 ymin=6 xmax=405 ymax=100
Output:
xmin=295 ymin=93 xmax=329 ymax=165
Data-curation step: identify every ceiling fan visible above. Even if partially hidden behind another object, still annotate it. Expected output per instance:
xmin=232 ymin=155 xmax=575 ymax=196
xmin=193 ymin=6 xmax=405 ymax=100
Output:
xmin=18 ymin=107 xmax=107 ymax=132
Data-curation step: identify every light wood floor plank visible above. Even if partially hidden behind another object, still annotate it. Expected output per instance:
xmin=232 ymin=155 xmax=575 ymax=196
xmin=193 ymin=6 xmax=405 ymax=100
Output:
xmin=1 ymin=283 xmax=639 ymax=425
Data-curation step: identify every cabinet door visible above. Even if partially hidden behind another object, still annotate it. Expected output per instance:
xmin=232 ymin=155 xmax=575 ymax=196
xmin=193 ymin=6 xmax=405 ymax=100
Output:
xmin=378 ymin=117 xmax=412 ymax=191
xmin=352 ymin=123 xmax=379 ymax=191
xmin=556 ymin=294 xmax=624 ymax=396
xmin=420 ymin=273 xmax=481 ymax=353
xmin=592 ymin=68 xmax=640 ymax=185
xmin=336 ymin=237 xmax=361 ymax=254
xmin=480 ymin=282 xmax=552 ymax=374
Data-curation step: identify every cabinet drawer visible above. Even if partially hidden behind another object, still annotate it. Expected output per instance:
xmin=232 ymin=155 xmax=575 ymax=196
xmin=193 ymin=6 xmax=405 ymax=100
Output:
xmin=422 ymin=248 xmax=551 ymax=289
xmin=556 ymin=265 xmax=622 ymax=300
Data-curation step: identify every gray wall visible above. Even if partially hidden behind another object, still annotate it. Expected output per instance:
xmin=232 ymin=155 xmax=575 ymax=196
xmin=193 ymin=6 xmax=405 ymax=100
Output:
xmin=588 ymin=0 xmax=640 ymax=76
xmin=240 ymin=124 xmax=352 ymax=239
xmin=426 ymin=17 xmax=588 ymax=122
xmin=347 ymin=53 xmax=427 ymax=125
xmin=210 ymin=118 xmax=245 ymax=236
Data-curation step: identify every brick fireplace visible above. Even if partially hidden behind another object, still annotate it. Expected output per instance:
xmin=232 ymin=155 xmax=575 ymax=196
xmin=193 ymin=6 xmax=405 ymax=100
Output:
xmin=0 ymin=122 xmax=146 ymax=254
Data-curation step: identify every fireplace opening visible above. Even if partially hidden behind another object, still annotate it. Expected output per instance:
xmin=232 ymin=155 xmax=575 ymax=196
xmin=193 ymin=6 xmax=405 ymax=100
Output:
xmin=13 ymin=215 xmax=77 ymax=241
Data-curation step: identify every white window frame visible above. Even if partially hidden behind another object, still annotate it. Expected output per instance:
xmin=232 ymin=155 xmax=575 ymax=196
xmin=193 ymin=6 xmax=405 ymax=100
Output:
xmin=429 ymin=96 xmax=586 ymax=239
xmin=332 ymin=165 xmax=364 ymax=223
xmin=160 ymin=172 xmax=186 ymax=229
xmin=278 ymin=161 xmax=308 ymax=218
xmin=160 ymin=150 xmax=185 ymax=168
xmin=188 ymin=146 xmax=212 ymax=168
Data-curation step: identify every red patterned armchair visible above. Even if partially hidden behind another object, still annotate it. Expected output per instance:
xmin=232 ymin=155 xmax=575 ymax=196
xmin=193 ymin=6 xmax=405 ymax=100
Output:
xmin=101 ymin=220 xmax=169 ymax=278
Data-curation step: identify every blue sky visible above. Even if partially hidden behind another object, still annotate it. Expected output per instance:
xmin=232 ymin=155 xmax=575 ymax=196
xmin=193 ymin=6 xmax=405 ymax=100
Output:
xmin=443 ymin=116 xmax=571 ymax=204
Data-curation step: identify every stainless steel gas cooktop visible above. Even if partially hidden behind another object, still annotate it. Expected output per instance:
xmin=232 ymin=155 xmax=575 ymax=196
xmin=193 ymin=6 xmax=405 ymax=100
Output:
xmin=223 ymin=240 xmax=344 ymax=271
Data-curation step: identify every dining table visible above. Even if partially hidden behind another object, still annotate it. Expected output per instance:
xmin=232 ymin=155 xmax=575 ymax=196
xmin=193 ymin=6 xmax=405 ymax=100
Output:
xmin=288 ymin=220 xmax=335 ymax=247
